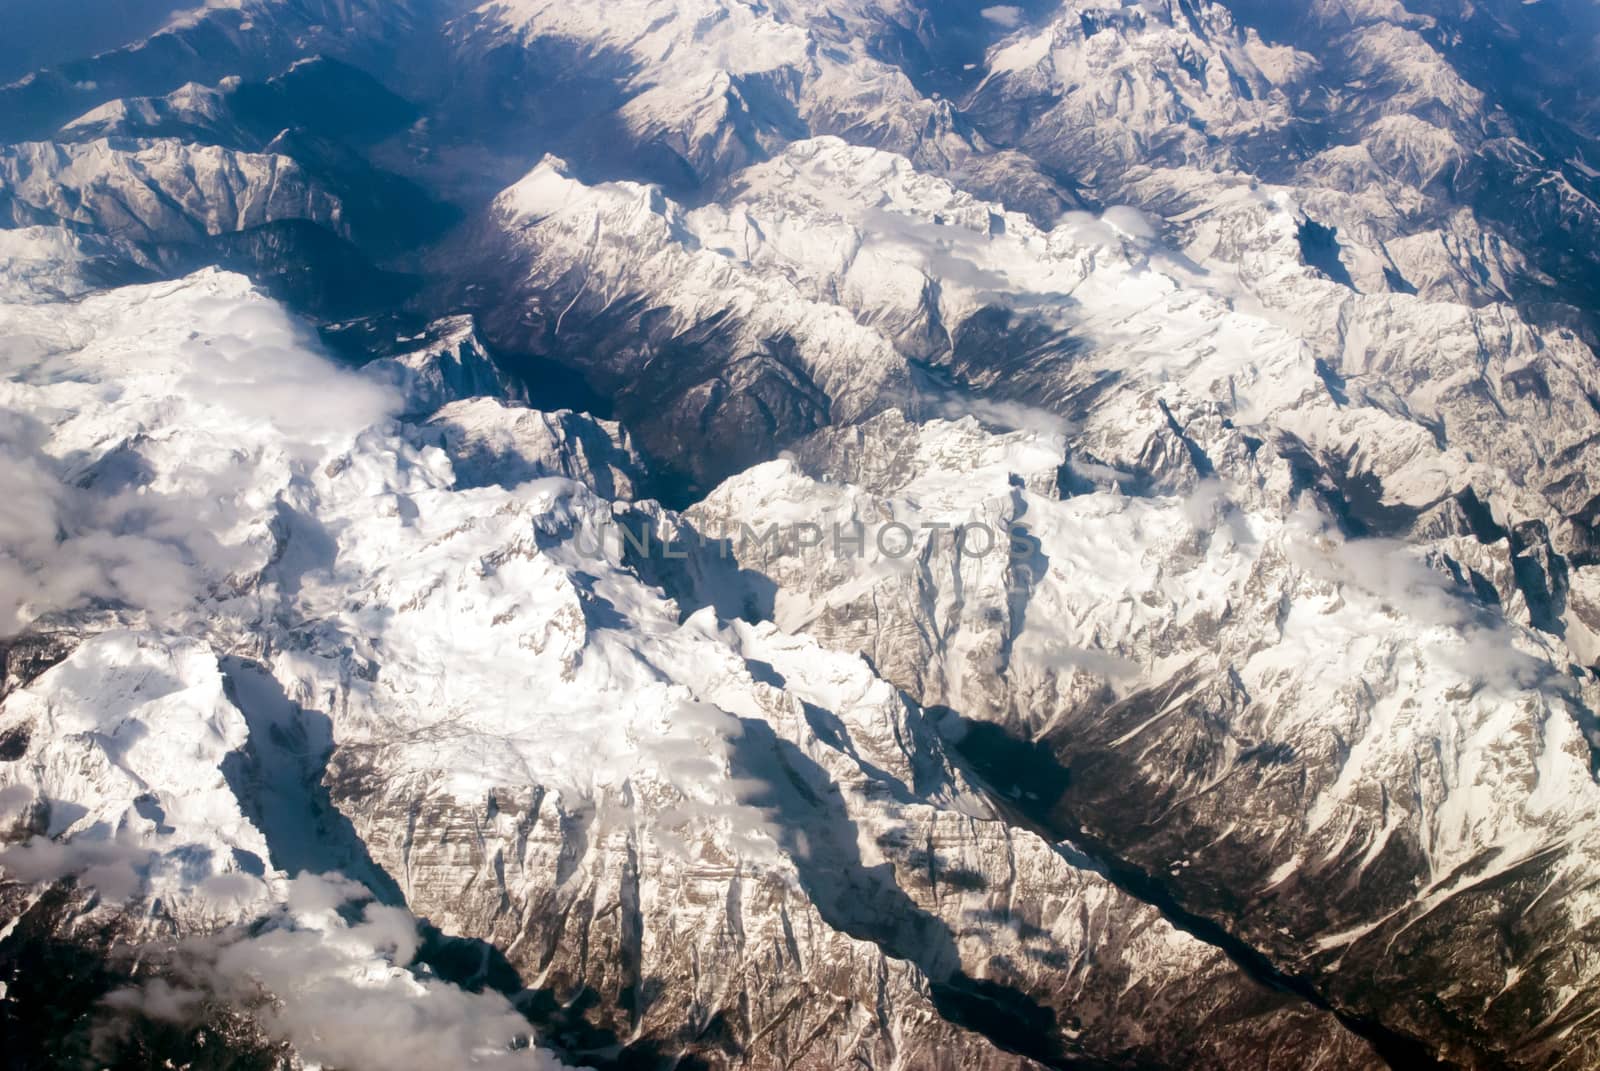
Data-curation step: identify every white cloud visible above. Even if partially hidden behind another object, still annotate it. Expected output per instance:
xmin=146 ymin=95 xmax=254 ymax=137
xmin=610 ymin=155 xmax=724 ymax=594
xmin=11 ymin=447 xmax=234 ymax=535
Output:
xmin=1286 ymin=503 xmax=1558 ymax=695
xmin=0 ymin=783 xmax=34 ymax=824
xmin=102 ymin=874 xmax=583 ymax=1071
xmin=1058 ymin=206 xmax=1159 ymax=247
xmin=0 ymin=271 xmax=399 ymax=635
xmin=0 ymin=831 xmax=155 ymax=902
xmin=981 ymin=6 xmax=1024 ymax=28
xmin=931 ymin=392 xmax=1073 ymax=439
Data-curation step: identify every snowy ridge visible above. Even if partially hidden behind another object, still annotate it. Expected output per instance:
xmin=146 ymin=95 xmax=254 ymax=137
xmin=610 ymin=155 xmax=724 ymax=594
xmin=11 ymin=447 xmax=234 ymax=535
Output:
xmin=0 ymin=138 xmax=345 ymax=243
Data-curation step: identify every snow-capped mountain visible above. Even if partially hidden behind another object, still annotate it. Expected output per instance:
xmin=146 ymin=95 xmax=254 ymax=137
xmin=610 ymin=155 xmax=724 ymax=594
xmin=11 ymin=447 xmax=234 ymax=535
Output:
xmin=4 ymin=1 xmax=1600 ymax=1069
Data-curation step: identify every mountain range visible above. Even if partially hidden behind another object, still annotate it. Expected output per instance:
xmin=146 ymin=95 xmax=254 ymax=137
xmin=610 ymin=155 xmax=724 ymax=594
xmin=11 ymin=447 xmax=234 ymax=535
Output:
xmin=4 ymin=2 xmax=1600 ymax=1068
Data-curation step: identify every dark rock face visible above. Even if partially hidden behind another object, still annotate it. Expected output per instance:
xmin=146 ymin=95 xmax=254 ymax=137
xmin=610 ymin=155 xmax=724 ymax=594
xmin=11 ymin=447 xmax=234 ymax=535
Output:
xmin=0 ymin=883 xmax=290 ymax=1070
xmin=0 ymin=633 xmax=76 ymax=699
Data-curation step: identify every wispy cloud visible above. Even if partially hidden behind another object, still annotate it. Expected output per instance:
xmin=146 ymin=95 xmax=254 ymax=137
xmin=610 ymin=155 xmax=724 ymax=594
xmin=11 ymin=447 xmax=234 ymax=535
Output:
xmin=101 ymin=873 xmax=582 ymax=1070
xmin=0 ymin=273 xmax=397 ymax=635
xmin=980 ymin=6 xmax=1024 ymax=29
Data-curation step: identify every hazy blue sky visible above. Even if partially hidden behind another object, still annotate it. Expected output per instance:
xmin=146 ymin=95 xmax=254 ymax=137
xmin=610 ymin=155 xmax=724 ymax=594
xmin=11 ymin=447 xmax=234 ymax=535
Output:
xmin=0 ymin=0 xmax=191 ymax=83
